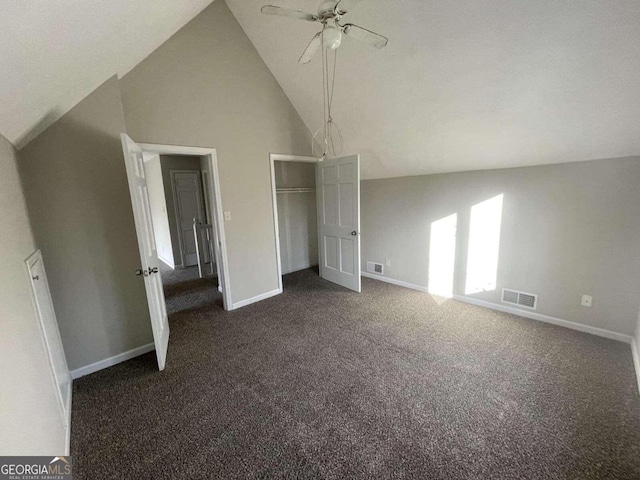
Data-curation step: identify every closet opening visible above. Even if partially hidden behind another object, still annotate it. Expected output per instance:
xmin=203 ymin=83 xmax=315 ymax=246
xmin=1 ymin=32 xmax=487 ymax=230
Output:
xmin=269 ymin=154 xmax=320 ymax=290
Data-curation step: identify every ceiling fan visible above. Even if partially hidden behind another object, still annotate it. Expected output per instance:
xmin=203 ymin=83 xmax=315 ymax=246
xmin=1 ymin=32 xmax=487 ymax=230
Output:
xmin=261 ymin=0 xmax=389 ymax=63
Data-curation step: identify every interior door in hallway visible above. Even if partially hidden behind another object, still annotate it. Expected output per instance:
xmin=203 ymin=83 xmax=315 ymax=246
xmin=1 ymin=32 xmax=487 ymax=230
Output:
xmin=172 ymin=171 xmax=206 ymax=267
xmin=316 ymin=154 xmax=361 ymax=292
xmin=120 ymin=134 xmax=170 ymax=371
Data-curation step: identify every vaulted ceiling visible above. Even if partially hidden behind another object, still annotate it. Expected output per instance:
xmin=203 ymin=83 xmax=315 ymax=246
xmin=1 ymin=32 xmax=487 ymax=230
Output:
xmin=0 ymin=0 xmax=214 ymax=149
xmin=4 ymin=1 xmax=640 ymax=179
xmin=226 ymin=0 xmax=640 ymax=178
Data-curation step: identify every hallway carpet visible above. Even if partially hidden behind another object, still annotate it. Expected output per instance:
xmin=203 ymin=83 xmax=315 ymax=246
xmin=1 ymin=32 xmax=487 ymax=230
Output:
xmin=71 ymin=268 xmax=640 ymax=479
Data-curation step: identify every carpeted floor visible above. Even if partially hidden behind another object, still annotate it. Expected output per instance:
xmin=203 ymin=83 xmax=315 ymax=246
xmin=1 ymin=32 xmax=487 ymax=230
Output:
xmin=71 ymin=268 xmax=640 ymax=479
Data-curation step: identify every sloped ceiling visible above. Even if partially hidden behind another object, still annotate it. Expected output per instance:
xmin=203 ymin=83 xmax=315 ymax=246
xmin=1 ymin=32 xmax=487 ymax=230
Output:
xmin=0 ymin=0 xmax=214 ymax=149
xmin=226 ymin=0 xmax=640 ymax=179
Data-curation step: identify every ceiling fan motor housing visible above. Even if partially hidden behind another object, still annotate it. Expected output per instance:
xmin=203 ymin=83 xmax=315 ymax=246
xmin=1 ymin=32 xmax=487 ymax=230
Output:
xmin=318 ymin=0 xmax=339 ymax=20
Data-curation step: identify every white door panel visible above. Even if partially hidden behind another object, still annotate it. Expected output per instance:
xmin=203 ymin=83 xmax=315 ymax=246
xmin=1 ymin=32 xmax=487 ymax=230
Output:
xmin=172 ymin=171 xmax=205 ymax=267
xmin=26 ymin=250 xmax=71 ymax=430
xmin=317 ymin=155 xmax=361 ymax=292
xmin=121 ymin=134 xmax=170 ymax=371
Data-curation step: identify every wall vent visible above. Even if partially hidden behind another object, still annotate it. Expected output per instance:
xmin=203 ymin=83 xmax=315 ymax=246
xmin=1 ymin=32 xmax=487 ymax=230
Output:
xmin=502 ymin=288 xmax=537 ymax=310
xmin=367 ymin=261 xmax=384 ymax=275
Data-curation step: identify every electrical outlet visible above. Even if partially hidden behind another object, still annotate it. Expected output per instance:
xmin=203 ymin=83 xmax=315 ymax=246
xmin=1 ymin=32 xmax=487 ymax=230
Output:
xmin=223 ymin=211 xmax=231 ymax=221
xmin=581 ymin=295 xmax=593 ymax=308
xmin=385 ymin=258 xmax=391 ymax=267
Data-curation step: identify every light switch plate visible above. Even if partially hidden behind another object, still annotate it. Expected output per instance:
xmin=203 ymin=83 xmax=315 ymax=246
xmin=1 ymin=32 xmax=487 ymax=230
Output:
xmin=223 ymin=211 xmax=231 ymax=221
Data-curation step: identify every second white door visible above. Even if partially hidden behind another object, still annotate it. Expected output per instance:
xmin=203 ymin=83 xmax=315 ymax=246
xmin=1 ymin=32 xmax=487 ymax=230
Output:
xmin=317 ymin=155 xmax=361 ymax=292
xmin=172 ymin=171 xmax=206 ymax=267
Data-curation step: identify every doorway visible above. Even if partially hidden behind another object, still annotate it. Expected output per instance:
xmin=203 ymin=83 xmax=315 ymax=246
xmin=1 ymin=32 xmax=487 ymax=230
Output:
xmin=121 ymin=135 xmax=232 ymax=371
xmin=269 ymin=153 xmax=362 ymax=292
xmin=139 ymin=145 xmax=231 ymax=307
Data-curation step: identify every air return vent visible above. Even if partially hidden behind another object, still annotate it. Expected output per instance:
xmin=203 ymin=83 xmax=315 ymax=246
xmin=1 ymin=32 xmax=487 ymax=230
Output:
xmin=502 ymin=288 xmax=537 ymax=310
xmin=367 ymin=261 xmax=384 ymax=275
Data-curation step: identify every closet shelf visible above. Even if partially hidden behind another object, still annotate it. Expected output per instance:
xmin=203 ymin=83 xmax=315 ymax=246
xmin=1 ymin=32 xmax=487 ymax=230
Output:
xmin=276 ymin=187 xmax=316 ymax=194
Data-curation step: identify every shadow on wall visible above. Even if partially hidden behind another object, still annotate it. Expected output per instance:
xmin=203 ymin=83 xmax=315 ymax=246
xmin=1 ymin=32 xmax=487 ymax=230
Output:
xmin=18 ymin=113 xmax=152 ymax=370
xmin=427 ymin=194 xmax=504 ymax=303
xmin=15 ymin=109 xmax=63 ymax=151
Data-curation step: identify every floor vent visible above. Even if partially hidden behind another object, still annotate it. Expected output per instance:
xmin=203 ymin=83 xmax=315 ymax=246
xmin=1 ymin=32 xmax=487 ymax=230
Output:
xmin=367 ymin=261 xmax=384 ymax=275
xmin=502 ymin=288 xmax=537 ymax=310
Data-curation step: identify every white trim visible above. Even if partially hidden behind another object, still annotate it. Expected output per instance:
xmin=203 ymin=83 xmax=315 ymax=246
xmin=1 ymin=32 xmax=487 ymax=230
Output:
xmin=25 ymin=249 xmax=73 ymax=450
xmin=70 ymin=343 xmax=155 ymax=379
xmin=361 ymin=271 xmax=428 ymax=293
xmin=632 ymin=339 xmax=640 ymax=395
xmin=65 ymin=386 xmax=72 ymax=455
xmin=136 ymin=142 xmax=233 ymax=311
xmin=270 ymin=153 xmax=318 ymax=163
xmin=453 ymin=294 xmax=633 ymax=344
xmin=139 ymin=143 xmax=219 ymax=157
xmin=157 ymin=253 xmax=175 ymax=270
xmin=231 ymin=288 xmax=282 ymax=310
xmin=269 ymin=153 xmax=321 ymax=293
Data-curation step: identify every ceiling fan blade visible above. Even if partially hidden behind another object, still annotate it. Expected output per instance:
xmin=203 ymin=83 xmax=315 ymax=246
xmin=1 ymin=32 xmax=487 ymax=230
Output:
xmin=342 ymin=24 xmax=388 ymax=49
xmin=261 ymin=5 xmax=317 ymax=22
xmin=299 ymin=32 xmax=322 ymax=64
xmin=335 ymin=0 xmax=362 ymax=15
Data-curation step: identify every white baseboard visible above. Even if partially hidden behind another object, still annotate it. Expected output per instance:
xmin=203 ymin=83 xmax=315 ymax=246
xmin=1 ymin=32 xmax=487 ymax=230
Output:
xmin=231 ymin=288 xmax=282 ymax=310
xmin=453 ymin=294 xmax=633 ymax=344
xmin=632 ymin=339 xmax=640 ymax=395
xmin=70 ymin=343 xmax=155 ymax=379
xmin=361 ymin=272 xmax=428 ymax=293
xmin=157 ymin=254 xmax=174 ymax=270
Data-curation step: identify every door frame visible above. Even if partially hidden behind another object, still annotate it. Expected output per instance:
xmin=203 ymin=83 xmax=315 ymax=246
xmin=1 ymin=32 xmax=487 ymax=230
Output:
xmin=170 ymin=169 xmax=206 ymax=268
xmin=139 ymin=143 xmax=232 ymax=310
xmin=269 ymin=153 xmax=319 ymax=292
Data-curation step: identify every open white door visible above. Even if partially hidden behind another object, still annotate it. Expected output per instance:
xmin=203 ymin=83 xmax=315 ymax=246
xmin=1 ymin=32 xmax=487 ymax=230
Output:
xmin=26 ymin=250 xmax=71 ymax=447
xmin=121 ymin=134 xmax=170 ymax=371
xmin=316 ymin=154 xmax=361 ymax=292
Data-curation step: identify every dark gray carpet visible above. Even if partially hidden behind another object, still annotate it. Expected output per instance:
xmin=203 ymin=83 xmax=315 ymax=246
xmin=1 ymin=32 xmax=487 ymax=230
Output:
xmin=160 ymin=264 xmax=219 ymax=315
xmin=71 ymin=268 xmax=640 ymax=479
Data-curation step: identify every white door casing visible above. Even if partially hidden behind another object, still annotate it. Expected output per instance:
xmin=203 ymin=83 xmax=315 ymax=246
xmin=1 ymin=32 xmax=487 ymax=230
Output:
xmin=139 ymin=142 xmax=231 ymax=311
xmin=26 ymin=249 xmax=72 ymax=448
xmin=120 ymin=134 xmax=170 ymax=371
xmin=317 ymin=155 xmax=361 ymax=292
xmin=171 ymin=171 xmax=206 ymax=267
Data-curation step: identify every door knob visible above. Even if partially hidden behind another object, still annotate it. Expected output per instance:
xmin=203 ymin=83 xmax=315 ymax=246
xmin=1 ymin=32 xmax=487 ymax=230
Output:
xmin=32 ymin=275 xmax=39 ymax=281
xmin=149 ymin=267 xmax=158 ymax=274
xmin=135 ymin=269 xmax=144 ymax=276
xmin=351 ymin=231 xmax=357 ymax=236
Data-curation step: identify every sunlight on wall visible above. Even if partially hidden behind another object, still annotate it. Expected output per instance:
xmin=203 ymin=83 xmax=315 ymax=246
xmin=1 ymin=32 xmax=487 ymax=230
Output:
xmin=428 ymin=213 xmax=458 ymax=299
xmin=465 ymin=194 xmax=504 ymax=295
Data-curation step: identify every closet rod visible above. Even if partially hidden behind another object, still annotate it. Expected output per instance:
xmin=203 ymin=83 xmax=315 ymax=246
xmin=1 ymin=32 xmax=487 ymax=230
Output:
xmin=276 ymin=187 xmax=316 ymax=194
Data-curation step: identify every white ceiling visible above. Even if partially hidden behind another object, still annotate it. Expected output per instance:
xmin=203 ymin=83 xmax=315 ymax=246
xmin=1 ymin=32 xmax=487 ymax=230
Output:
xmin=226 ymin=0 xmax=640 ymax=179
xmin=0 ymin=0 xmax=214 ymax=149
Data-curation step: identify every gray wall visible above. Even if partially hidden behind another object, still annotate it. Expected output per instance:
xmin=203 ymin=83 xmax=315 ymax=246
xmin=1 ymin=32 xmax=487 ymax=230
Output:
xmin=0 ymin=133 xmax=66 ymax=454
xmin=160 ymin=155 xmax=203 ymax=267
xmin=361 ymin=157 xmax=640 ymax=335
xmin=120 ymin=0 xmax=313 ymax=304
xmin=20 ymin=77 xmax=153 ymax=371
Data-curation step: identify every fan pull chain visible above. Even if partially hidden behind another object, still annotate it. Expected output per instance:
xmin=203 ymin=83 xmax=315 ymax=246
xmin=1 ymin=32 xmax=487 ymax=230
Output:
xmin=313 ymin=29 xmax=343 ymax=160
